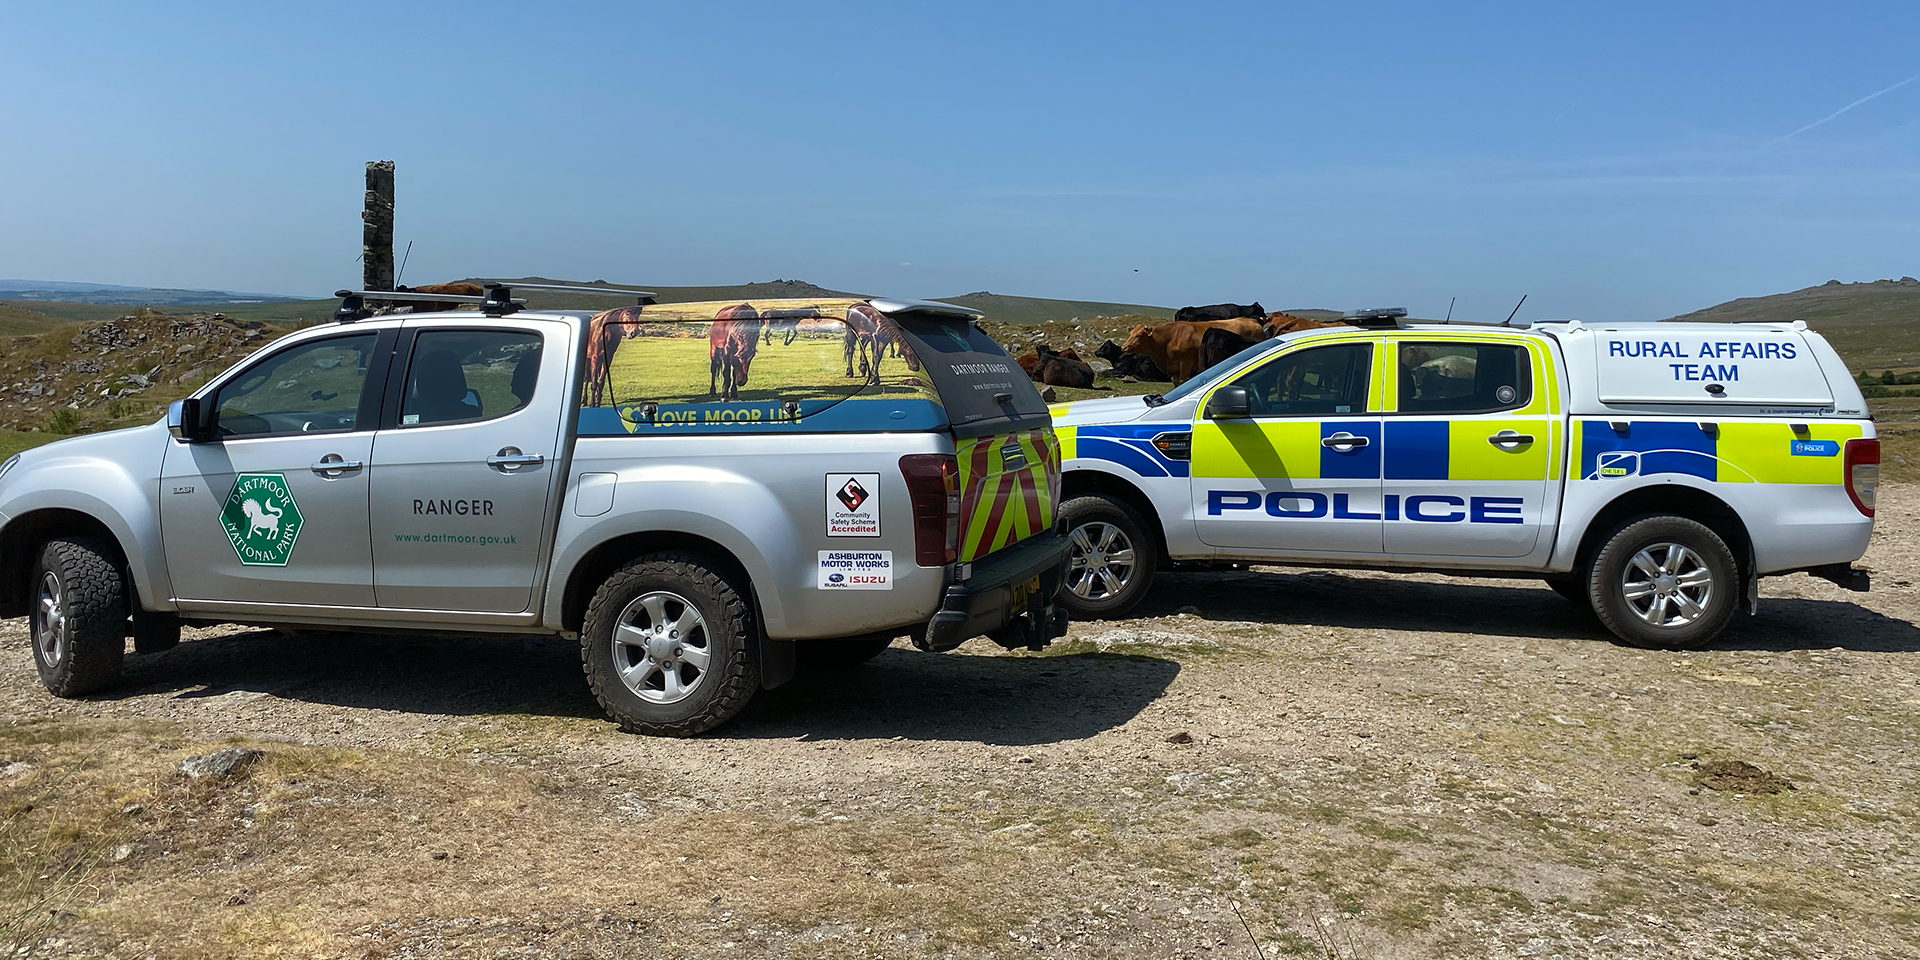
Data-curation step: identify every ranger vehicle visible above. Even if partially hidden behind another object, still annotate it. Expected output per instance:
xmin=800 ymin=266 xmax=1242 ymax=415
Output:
xmin=1048 ymin=313 xmax=1877 ymax=649
xmin=0 ymin=283 xmax=1068 ymax=735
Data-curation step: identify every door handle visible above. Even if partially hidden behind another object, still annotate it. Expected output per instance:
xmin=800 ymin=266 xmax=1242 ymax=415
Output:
xmin=1487 ymin=431 xmax=1536 ymax=447
xmin=487 ymin=447 xmax=546 ymax=470
xmin=310 ymin=455 xmax=364 ymax=477
xmin=1321 ymin=433 xmax=1370 ymax=449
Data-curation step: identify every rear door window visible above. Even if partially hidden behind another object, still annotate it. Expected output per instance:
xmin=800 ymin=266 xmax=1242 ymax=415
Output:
xmin=1395 ymin=341 xmax=1530 ymax=414
xmin=397 ymin=329 xmax=544 ymax=427
xmin=888 ymin=314 xmax=1048 ymax=437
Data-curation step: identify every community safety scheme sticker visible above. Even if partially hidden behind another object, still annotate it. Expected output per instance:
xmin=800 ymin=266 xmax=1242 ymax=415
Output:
xmin=825 ymin=473 xmax=881 ymax=537
xmin=818 ymin=550 xmax=892 ymax=590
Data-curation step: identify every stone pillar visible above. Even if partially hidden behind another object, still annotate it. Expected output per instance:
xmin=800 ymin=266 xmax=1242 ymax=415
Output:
xmin=362 ymin=161 xmax=395 ymax=292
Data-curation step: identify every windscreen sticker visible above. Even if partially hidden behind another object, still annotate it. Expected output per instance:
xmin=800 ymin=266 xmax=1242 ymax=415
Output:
xmin=220 ymin=472 xmax=303 ymax=566
xmin=818 ymin=550 xmax=892 ymax=590
xmin=826 ymin=473 xmax=881 ymax=537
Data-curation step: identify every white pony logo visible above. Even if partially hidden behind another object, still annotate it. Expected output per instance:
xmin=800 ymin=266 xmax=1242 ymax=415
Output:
xmin=242 ymin=497 xmax=284 ymax=540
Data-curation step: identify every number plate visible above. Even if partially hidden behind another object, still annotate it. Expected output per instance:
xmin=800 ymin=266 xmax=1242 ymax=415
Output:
xmin=1009 ymin=575 xmax=1041 ymax=608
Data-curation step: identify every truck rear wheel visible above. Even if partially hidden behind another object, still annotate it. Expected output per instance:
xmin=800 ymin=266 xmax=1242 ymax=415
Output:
xmin=30 ymin=537 xmax=127 ymax=697
xmin=581 ymin=552 xmax=759 ymax=736
xmin=1057 ymin=495 xmax=1157 ymax=620
xmin=1588 ymin=515 xmax=1738 ymax=650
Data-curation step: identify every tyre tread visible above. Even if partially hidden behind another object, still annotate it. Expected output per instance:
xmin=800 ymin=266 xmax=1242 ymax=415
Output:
xmin=35 ymin=537 xmax=127 ymax=697
xmin=580 ymin=551 xmax=758 ymax=736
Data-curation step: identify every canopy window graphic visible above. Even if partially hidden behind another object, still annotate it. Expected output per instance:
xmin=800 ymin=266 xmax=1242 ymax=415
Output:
xmin=219 ymin=473 xmax=304 ymax=566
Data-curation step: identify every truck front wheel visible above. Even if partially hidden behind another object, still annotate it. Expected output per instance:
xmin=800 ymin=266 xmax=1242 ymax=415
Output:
xmin=1588 ymin=515 xmax=1738 ymax=650
xmin=581 ymin=552 xmax=760 ymax=736
xmin=30 ymin=537 xmax=127 ymax=697
xmin=1057 ymin=495 xmax=1158 ymax=620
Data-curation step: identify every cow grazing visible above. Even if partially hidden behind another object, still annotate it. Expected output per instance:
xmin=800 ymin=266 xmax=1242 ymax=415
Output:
xmin=709 ymin=303 xmax=767 ymax=400
xmin=1121 ymin=318 xmax=1267 ymax=383
xmin=1199 ymin=327 xmax=1262 ymax=371
xmin=1028 ymin=345 xmax=1094 ymax=389
xmin=584 ymin=305 xmax=647 ymax=407
xmin=1094 ymin=339 xmax=1170 ymax=382
xmin=1174 ymin=301 xmax=1265 ymax=324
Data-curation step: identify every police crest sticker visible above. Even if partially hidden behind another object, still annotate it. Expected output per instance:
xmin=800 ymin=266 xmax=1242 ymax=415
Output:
xmin=219 ymin=473 xmax=304 ymax=566
xmin=818 ymin=550 xmax=892 ymax=590
xmin=826 ymin=473 xmax=880 ymax=537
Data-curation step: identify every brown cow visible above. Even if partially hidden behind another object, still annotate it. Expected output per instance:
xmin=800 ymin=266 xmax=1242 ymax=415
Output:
xmin=1029 ymin=345 xmax=1094 ymax=388
xmin=1263 ymin=312 xmax=1342 ymax=337
xmin=709 ymin=303 xmax=767 ymax=400
xmin=1016 ymin=345 xmax=1080 ymax=375
xmin=584 ymin=305 xmax=647 ymax=407
xmin=1121 ymin=318 xmax=1268 ymax=383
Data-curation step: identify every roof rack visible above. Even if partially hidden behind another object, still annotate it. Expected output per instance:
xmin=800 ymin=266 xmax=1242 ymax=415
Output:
xmin=475 ymin=281 xmax=658 ymax=316
xmin=332 ymin=288 xmax=491 ymax=322
xmin=1341 ymin=307 xmax=1408 ymax=328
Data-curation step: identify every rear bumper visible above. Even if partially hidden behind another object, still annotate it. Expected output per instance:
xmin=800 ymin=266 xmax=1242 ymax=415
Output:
xmin=922 ymin=530 xmax=1071 ymax=652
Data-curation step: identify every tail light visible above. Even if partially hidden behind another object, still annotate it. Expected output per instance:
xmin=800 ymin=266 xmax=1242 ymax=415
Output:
xmin=1844 ymin=438 xmax=1879 ymax=517
xmin=900 ymin=454 xmax=960 ymax=566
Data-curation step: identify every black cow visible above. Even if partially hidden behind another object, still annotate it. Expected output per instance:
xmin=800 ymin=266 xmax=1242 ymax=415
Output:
xmin=1199 ymin=327 xmax=1262 ymax=372
xmin=1174 ymin=301 xmax=1266 ymax=324
xmin=1094 ymin=339 xmax=1170 ymax=382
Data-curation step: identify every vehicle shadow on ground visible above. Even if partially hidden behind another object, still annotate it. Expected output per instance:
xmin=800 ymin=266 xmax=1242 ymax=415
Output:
xmin=1125 ymin=569 xmax=1920 ymax=653
xmin=735 ymin=649 xmax=1181 ymax=745
xmin=115 ymin=628 xmax=1181 ymax=745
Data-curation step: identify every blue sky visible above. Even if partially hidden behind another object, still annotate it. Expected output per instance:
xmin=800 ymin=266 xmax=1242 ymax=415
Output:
xmin=2 ymin=1 xmax=1916 ymax=320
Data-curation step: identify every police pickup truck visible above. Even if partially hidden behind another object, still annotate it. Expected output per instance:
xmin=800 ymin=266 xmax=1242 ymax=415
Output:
xmin=0 ymin=283 xmax=1068 ymax=735
xmin=1049 ymin=313 xmax=1879 ymax=649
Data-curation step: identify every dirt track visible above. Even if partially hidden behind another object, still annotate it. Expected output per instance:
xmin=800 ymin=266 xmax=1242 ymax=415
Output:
xmin=2 ymin=489 xmax=1916 ymax=959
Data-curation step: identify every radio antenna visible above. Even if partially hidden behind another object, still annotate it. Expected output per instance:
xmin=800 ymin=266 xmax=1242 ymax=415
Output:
xmin=1503 ymin=294 xmax=1528 ymax=326
xmin=395 ymin=240 xmax=414 ymax=287
xmin=1444 ymin=297 xmax=1455 ymax=322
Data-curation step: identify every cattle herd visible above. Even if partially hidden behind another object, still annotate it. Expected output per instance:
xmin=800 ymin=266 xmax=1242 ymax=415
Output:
xmin=1017 ymin=301 xmax=1347 ymax=390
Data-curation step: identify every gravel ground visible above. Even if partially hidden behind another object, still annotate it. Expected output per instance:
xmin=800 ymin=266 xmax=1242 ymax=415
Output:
xmin=2 ymin=488 xmax=1915 ymax=959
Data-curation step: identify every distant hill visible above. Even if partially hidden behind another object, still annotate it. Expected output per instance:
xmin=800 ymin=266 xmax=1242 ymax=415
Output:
xmin=1664 ymin=278 xmax=1920 ymax=371
xmin=0 ymin=279 xmax=306 ymax=306
xmin=933 ymin=291 xmax=1173 ymax=325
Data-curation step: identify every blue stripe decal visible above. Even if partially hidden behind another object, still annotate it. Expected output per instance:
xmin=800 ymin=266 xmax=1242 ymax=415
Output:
xmin=1385 ymin=420 xmax=1449 ymax=480
xmin=1076 ymin=437 xmax=1171 ymax=478
xmin=1579 ymin=420 xmax=1716 ymax=481
xmin=1076 ymin=424 xmax=1191 ymax=477
xmin=1319 ymin=421 xmax=1381 ymax=479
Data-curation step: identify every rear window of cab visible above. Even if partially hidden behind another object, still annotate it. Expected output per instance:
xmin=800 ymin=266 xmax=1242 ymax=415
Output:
xmin=574 ymin=298 xmax=979 ymax=436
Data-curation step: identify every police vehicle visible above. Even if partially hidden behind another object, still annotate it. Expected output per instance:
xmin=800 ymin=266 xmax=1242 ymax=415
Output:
xmin=1048 ymin=310 xmax=1879 ymax=648
xmin=0 ymin=283 xmax=1068 ymax=735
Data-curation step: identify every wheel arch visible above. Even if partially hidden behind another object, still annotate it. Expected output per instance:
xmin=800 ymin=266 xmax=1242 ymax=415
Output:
xmin=1570 ymin=484 xmax=1755 ymax=586
xmin=555 ymin=530 xmax=754 ymax=635
xmin=0 ymin=509 xmax=131 ymax=619
xmin=1060 ymin=467 xmax=1170 ymax=562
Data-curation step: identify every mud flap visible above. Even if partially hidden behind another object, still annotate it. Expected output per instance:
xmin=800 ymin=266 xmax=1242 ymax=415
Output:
xmin=760 ymin=637 xmax=797 ymax=690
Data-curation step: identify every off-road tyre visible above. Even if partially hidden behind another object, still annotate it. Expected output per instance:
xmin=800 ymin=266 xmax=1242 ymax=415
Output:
xmin=797 ymin=635 xmax=896 ymax=671
xmin=131 ymin=606 xmax=181 ymax=655
xmin=1589 ymin=515 xmax=1738 ymax=650
xmin=30 ymin=537 xmax=127 ymax=697
xmin=581 ymin=552 xmax=759 ymax=736
xmin=1057 ymin=494 xmax=1158 ymax=621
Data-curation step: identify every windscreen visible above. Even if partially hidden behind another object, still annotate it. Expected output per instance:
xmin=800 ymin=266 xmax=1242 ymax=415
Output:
xmin=1158 ymin=338 xmax=1282 ymax=404
xmin=886 ymin=313 xmax=1050 ymax=437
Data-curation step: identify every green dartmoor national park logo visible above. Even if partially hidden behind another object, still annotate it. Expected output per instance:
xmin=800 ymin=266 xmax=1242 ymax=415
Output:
xmin=219 ymin=473 xmax=303 ymax=566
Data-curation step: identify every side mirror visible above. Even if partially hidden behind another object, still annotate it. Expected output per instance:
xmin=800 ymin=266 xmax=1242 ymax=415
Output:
xmin=1205 ymin=385 xmax=1252 ymax=420
xmin=167 ymin=398 xmax=215 ymax=442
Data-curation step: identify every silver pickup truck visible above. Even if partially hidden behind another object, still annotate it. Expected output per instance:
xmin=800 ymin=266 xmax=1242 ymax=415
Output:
xmin=0 ymin=283 xmax=1069 ymax=735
